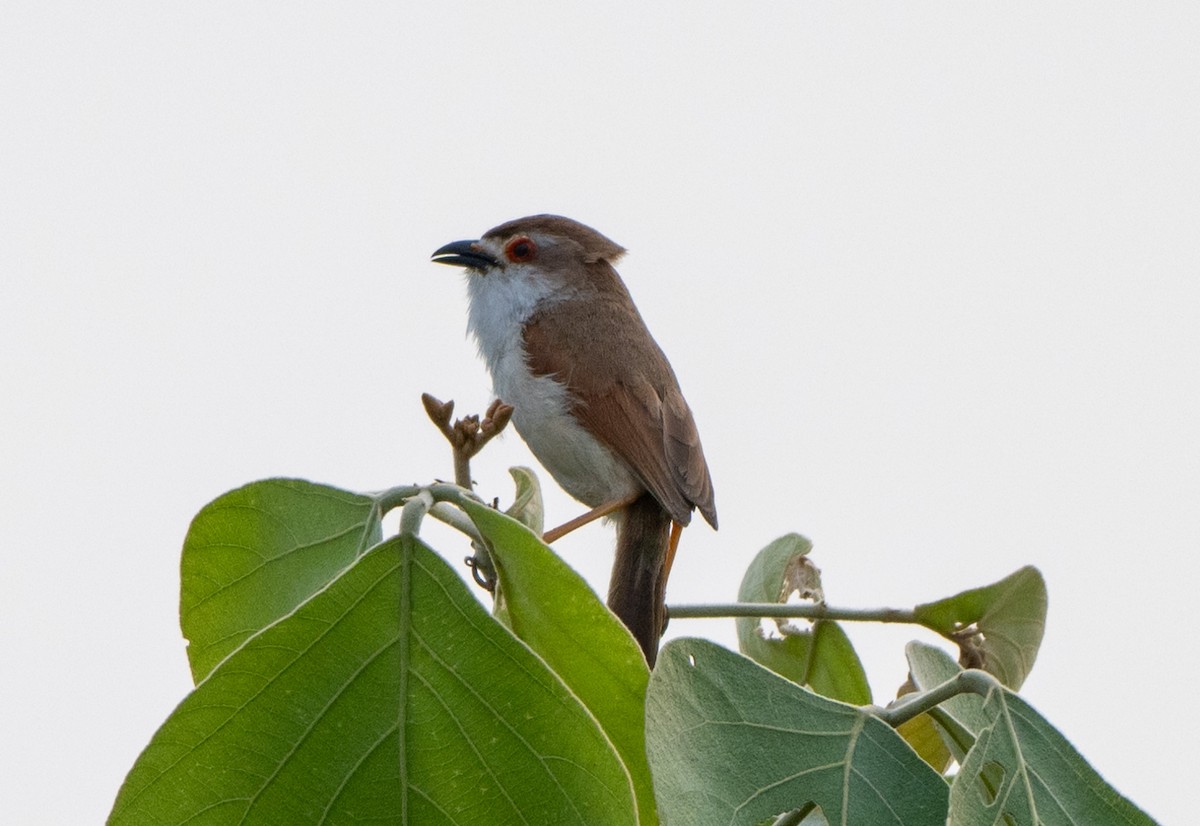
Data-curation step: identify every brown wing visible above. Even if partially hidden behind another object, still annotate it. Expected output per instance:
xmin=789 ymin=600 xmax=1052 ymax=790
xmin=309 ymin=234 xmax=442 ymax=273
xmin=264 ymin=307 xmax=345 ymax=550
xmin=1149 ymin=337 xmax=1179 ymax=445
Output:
xmin=523 ymin=292 xmax=717 ymax=529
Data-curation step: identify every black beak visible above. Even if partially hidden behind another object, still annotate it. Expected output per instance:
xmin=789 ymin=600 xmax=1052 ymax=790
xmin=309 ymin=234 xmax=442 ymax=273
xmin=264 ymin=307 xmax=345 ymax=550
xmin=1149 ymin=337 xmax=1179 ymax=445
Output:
xmin=431 ymin=239 xmax=498 ymax=271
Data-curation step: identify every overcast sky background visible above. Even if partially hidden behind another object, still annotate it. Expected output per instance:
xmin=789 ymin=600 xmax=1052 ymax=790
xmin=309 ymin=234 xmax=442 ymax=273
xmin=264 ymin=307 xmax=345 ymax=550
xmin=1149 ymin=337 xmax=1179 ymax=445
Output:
xmin=2 ymin=4 xmax=1196 ymax=823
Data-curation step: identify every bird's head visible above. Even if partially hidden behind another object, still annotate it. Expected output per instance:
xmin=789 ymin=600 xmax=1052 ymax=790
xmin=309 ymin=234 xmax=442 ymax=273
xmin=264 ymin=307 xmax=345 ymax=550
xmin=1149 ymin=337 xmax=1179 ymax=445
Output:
xmin=432 ymin=214 xmax=626 ymax=291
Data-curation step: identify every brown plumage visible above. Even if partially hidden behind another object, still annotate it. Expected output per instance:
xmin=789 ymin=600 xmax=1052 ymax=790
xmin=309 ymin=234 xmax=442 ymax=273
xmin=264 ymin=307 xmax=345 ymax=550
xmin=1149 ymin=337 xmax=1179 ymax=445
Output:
xmin=436 ymin=214 xmax=716 ymax=665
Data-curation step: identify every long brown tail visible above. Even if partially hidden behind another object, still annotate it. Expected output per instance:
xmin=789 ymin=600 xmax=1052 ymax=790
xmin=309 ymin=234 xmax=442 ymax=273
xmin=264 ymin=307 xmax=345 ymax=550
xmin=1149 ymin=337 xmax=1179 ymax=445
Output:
xmin=607 ymin=493 xmax=673 ymax=666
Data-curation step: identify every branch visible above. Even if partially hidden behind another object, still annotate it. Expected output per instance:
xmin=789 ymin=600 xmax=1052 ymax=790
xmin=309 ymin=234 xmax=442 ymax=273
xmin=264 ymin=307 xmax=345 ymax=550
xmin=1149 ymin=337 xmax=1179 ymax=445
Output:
xmin=421 ymin=393 xmax=513 ymax=489
xmin=399 ymin=488 xmax=434 ymax=536
xmin=667 ymin=601 xmax=987 ymax=666
xmin=667 ymin=602 xmax=918 ymax=624
xmin=378 ymin=482 xmax=480 ymax=537
xmin=873 ymin=669 xmax=999 ymax=728
xmin=420 ymin=394 xmax=514 ymax=592
xmin=428 ymin=501 xmax=483 ymax=544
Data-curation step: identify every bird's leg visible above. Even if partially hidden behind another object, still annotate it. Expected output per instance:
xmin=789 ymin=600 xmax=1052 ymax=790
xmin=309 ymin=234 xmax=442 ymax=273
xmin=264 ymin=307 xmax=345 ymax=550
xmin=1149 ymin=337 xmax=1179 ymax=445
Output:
xmin=663 ymin=520 xmax=684 ymax=581
xmin=656 ymin=521 xmax=686 ymax=637
xmin=542 ymin=492 xmax=642 ymax=544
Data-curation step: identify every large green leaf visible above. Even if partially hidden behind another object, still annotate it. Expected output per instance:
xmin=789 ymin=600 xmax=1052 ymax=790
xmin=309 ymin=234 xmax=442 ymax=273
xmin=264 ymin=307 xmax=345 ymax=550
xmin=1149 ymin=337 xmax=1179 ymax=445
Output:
xmin=905 ymin=644 xmax=1157 ymax=825
xmin=646 ymin=638 xmax=947 ymax=826
xmin=462 ymin=499 xmax=656 ymax=825
xmin=950 ymin=683 xmax=1156 ymax=826
xmin=180 ymin=478 xmax=382 ymax=682
xmin=736 ymin=534 xmax=871 ymax=705
xmin=112 ymin=535 xmax=636 ymax=825
xmin=913 ymin=566 xmax=1047 ymax=689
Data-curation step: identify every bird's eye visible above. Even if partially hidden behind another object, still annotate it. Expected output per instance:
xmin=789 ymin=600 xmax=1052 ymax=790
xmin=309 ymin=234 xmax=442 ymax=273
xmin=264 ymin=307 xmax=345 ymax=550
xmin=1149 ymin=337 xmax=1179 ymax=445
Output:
xmin=505 ymin=237 xmax=537 ymax=262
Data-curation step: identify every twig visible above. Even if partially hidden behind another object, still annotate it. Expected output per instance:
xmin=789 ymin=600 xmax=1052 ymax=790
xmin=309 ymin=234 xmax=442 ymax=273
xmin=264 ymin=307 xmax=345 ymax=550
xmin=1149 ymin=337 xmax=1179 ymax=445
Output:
xmin=399 ymin=489 xmax=434 ymax=536
xmin=874 ymin=669 xmax=999 ymax=728
xmin=421 ymin=394 xmax=513 ymax=489
xmin=667 ymin=602 xmax=918 ymax=623
xmin=668 ymin=601 xmax=993 ymax=668
xmin=420 ymin=393 xmax=514 ymax=591
xmin=374 ymin=482 xmax=485 ymax=541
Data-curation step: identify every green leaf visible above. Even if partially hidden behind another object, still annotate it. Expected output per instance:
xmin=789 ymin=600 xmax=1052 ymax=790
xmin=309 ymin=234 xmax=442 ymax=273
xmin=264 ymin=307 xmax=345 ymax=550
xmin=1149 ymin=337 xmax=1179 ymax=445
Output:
xmin=504 ymin=466 xmax=545 ymax=535
xmin=736 ymin=534 xmax=871 ymax=704
xmin=913 ymin=566 xmax=1047 ymax=689
xmin=112 ymin=536 xmax=636 ymax=825
xmin=180 ymin=478 xmax=381 ymax=682
xmin=905 ymin=643 xmax=1157 ymax=825
xmin=896 ymin=710 xmax=954 ymax=776
xmin=462 ymin=500 xmax=657 ymax=825
xmin=948 ymin=682 xmax=1157 ymax=826
xmin=646 ymin=638 xmax=948 ymax=826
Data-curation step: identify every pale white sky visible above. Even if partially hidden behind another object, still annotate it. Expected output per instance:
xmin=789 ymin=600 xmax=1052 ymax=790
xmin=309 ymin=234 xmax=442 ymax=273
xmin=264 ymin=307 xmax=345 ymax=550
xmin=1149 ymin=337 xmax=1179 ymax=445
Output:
xmin=2 ymin=4 xmax=1196 ymax=823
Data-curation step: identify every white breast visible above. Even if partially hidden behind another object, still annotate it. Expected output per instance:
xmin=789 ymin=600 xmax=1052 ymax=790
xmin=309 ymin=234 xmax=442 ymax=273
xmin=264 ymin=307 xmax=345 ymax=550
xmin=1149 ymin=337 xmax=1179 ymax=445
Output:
xmin=465 ymin=270 xmax=640 ymax=508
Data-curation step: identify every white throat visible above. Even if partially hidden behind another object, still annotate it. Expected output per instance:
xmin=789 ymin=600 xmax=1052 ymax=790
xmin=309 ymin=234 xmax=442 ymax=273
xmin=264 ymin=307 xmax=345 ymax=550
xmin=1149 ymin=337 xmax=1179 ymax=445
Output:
xmin=464 ymin=266 xmax=557 ymax=375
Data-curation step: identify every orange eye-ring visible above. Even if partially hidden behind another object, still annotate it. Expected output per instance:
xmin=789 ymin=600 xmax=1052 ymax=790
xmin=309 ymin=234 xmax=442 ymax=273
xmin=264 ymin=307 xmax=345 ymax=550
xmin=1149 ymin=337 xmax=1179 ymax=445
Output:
xmin=505 ymin=237 xmax=537 ymax=262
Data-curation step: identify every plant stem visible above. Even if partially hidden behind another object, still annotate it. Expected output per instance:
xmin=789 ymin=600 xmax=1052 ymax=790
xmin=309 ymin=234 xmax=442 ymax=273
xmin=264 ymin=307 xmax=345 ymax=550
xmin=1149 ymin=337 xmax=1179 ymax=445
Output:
xmin=428 ymin=501 xmax=484 ymax=544
xmin=668 ymin=602 xmax=918 ymax=624
xmin=398 ymin=489 xmax=434 ymax=536
xmin=874 ymin=669 xmax=999 ymax=728
xmin=453 ymin=453 xmax=471 ymax=490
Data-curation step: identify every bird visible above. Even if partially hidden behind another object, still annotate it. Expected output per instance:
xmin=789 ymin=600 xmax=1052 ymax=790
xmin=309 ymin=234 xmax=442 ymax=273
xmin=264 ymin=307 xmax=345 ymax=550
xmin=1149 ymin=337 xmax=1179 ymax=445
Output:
xmin=433 ymin=214 xmax=716 ymax=666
